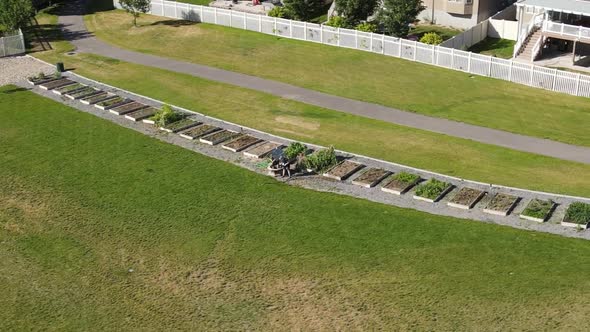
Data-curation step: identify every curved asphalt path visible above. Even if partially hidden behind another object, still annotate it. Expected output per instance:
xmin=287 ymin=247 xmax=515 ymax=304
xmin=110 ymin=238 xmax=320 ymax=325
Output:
xmin=56 ymin=1 xmax=590 ymax=164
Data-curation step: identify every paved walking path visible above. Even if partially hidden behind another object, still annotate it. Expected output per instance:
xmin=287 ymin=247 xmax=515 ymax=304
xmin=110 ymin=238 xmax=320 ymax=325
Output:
xmin=55 ymin=1 xmax=590 ymax=164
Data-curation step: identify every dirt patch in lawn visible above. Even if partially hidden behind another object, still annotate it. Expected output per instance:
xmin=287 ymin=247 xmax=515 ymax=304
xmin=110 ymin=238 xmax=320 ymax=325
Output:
xmin=275 ymin=116 xmax=320 ymax=131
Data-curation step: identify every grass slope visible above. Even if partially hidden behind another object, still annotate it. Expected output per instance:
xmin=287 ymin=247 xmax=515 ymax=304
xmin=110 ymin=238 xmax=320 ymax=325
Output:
xmin=469 ymin=37 xmax=516 ymax=59
xmin=83 ymin=9 xmax=590 ymax=147
xmin=2 ymin=86 xmax=590 ymax=330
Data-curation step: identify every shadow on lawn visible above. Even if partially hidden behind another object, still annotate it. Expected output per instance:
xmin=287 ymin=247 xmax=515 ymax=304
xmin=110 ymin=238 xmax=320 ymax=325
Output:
xmin=2 ymin=87 xmax=29 ymax=94
xmin=151 ymin=19 xmax=198 ymax=27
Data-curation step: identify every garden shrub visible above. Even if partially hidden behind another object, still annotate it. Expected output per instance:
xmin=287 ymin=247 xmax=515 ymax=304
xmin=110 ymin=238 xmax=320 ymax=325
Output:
xmin=522 ymin=199 xmax=554 ymax=219
xmin=564 ymin=202 xmax=590 ymax=225
xmin=419 ymin=32 xmax=443 ymax=45
xmin=268 ymin=6 xmax=292 ymax=19
xmin=392 ymin=172 xmax=420 ymax=184
xmin=415 ymin=179 xmax=449 ymax=199
xmin=150 ymin=105 xmax=184 ymax=127
xmin=355 ymin=22 xmax=377 ymax=33
xmin=325 ymin=16 xmax=347 ymax=28
xmin=304 ymin=146 xmax=337 ymax=173
xmin=283 ymin=142 xmax=307 ymax=160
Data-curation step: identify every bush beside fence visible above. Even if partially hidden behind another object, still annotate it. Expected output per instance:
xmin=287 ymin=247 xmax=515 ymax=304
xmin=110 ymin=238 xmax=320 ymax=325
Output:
xmin=0 ymin=30 xmax=25 ymax=58
xmin=114 ymin=0 xmax=590 ymax=99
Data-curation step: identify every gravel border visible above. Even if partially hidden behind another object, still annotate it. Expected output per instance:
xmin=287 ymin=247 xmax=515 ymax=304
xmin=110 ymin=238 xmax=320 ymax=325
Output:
xmin=12 ymin=67 xmax=590 ymax=240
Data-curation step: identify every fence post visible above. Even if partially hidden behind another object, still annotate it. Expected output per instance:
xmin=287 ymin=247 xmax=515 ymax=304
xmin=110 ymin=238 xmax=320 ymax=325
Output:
xmin=369 ymin=32 xmax=373 ymax=51
xmin=320 ymin=25 xmax=323 ymax=43
xmin=432 ymin=44 xmax=435 ymax=64
xmin=413 ymin=41 xmax=417 ymax=61
xmin=161 ymin=0 xmax=165 ymax=16
xmin=508 ymin=60 xmax=513 ymax=82
xmin=304 ymin=22 xmax=307 ymax=41
xmin=529 ymin=64 xmax=535 ymax=86
xmin=230 ymin=10 xmax=232 ymax=27
xmin=289 ymin=20 xmax=293 ymax=38
xmin=398 ymin=38 xmax=402 ymax=57
xmin=200 ymin=5 xmax=203 ymax=22
xmin=337 ymin=28 xmax=341 ymax=46
xmin=274 ymin=17 xmax=277 ymax=35
xmin=551 ymin=68 xmax=558 ymax=91
xmin=467 ymin=52 xmax=472 ymax=72
xmin=214 ymin=8 xmax=217 ymax=24
xmin=381 ymin=34 xmax=385 ymax=54
xmin=488 ymin=57 xmax=493 ymax=76
xmin=243 ymin=13 xmax=247 ymax=29
xmin=0 ymin=38 xmax=5 ymax=57
xmin=575 ymin=73 xmax=581 ymax=96
xmin=258 ymin=14 xmax=262 ymax=32
xmin=451 ymin=48 xmax=455 ymax=68
xmin=355 ymin=30 xmax=358 ymax=49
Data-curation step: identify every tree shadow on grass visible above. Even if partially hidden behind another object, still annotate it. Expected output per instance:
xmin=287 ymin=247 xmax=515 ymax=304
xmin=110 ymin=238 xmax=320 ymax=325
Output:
xmin=2 ymin=87 xmax=29 ymax=94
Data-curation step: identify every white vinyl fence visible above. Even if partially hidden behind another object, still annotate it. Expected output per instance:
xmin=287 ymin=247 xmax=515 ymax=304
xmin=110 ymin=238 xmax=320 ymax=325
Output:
xmin=114 ymin=0 xmax=590 ymax=98
xmin=440 ymin=20 xmax=488 ymax=50
xmin=0 ymin=30 xmax=25 ymax=57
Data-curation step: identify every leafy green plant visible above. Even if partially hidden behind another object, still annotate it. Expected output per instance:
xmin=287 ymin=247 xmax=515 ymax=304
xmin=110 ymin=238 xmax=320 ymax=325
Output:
xmin=150 ymin=105 xmax=184 ymax=127
xmin=564 ymin=202 xmax=590 ymax=225
xmin=325 ymin=16 xmax=347 ymax=28
xmin=419 ymin=32 xmax=443 ymax=45
xmin=119 ymin=0 xmax=151 ymax=27
xmin=392 ymin=172 xmax=420 ymax=185
xmin=521 ymin=199 xmax=554 ymax=220
xmin=303 ymin=146 xmax=337 ymax=173
xmin=268 ymin=6 xmax=292 ymax=19
xmin=283 ymin=142 xmax=307 ymax=160
xmin=415 ymin=179 xmax=450 ymax=200
xmin=355 ymin=22 xmax=377 ymax=33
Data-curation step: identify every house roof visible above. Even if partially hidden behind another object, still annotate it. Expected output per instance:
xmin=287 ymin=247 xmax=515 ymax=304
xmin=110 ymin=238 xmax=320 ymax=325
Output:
xmin=517 ymin=0 xmax=590 ymax=16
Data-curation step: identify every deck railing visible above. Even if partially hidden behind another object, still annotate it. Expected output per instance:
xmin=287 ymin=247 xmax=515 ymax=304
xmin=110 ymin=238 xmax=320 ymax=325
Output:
xmin=543 ymin=21 xmax=590 ymax=40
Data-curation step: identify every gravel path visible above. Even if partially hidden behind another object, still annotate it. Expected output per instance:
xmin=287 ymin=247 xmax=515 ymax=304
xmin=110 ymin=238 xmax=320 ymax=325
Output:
xmin=0 ymin=56 xmax=53 ymax=86
xmin=54 ymin=0 xmax=590 ymax=165
xmin=15 ymin=71 xmax=590 ymax=241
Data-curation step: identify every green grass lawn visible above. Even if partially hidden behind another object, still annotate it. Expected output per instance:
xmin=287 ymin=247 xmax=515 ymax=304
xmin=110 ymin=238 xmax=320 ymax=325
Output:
xmin=469 ymin=37 xmax=516 ymax=59
xmin=2 ymin=85 xmax=590 ymax=330
xmin=408 ymin=24 xmax=462 ymax=41
xmin=175 ymin=0 xmax=212 ymax=5
xmin=82 ymin=9 xmax=590 ymax=147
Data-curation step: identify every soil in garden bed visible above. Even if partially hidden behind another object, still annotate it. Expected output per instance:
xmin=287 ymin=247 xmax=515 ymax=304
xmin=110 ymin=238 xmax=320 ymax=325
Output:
xmin=162 ymin=118 xmax=201 ymax=133
xmin=29 ymin=76 xmax=59 ymax=85
xmin=40 ymin=79 xmax=74 ymax=90
xmin=223 ymin=135 xmax=261 ymax=152
xmin=54 ymin=83 xmax=85 ymax=94
xmin=96 ymin=96 xmax=125 ymax=107
xmin=520 ymin=199 xmax=555 ymax=221
xmin=81 ymin=92 xmax=109 ymax=104
xmin=449 ymin=187 xmax=485 ymax=208
xmin=66 ymin=87 xmax=98 ymax=99
xmin=126 ymin=107 xmax=158 ymax=121
xmin=179 ymin=124 xmax=221 ymax=139
xmin=200 ymin=130 xmax=240 ymax=145
xmin=110 ymin=101 xmax=147 ymax=115
xmin=382 ymin=173 xmax=421 ymax=194
xmin=485 ymin=193 xmax=519 ymax=214
xmin=352 ymin=168 xmax=390 ymax=187
xmin=243 ymin=141 xmax=282 ymax=159
xmin=324 ymin=160 xmax=364 ymax=180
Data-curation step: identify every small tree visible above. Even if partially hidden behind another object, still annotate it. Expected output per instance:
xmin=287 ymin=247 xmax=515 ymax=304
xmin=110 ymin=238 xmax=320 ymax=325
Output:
xmin=378 ymin=0 xmax=425 ymax=37
xmin=335 ymin=0 xmax=379 ymax=27
xmin=268 ymin=6 xmax=292 ymax=19
xmin=355 ymin=22 xmax=377 ymax=33
xmin=419 ymin=32 xmax=443 ymax=45
xmin=325 ymin=15 xmax=347 ymax=28
xmin=0 ymin=0 xmax=34 ymax=31
xmin=119 ymin=0 xmax=151 ymax=27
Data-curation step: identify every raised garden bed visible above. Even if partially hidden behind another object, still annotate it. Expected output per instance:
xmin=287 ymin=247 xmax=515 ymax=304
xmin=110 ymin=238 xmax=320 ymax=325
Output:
xmin=109 ymin=102 xmax=148 ymax=115
xmin=413 ymin=179 xmax=453 ymax=203
xmin=222 ymin=135 xmax=262 ymax=152
xmin=199 ymin=129 xmax=240 ymax=145
xmin=95 ymin=96 xmax=129 ymax=110
xmin=483 ymin=193 xmax=519 ymax=216
xmin=520 ymin=199 xmax=556 ymax=223
xmin=28 ymin=76 xmax=59 ymax=86
xmin=178 ymin=124 xmax=220 ymax=140
xmin=65 ymin=87 xmax=99 ymax=100
xmin=323 ymin=160 xmax=364 ymax=181
xmin=125 ymin=107 xmax=158 ymax=122
xmin=243 ymin=141 xmax=282 ymax=159
xmin=39 ymin=79 xmax=75 ymax=91
xmin=447 ymin=187 xmax=485 ymax=210
xmin=53 ymin=83 xmax=85 ymax=95
xmin=562 ymin=202 xmax=590 ymax=229
xmin=80 ymin=92 xmax=109 ymax=105
xmin=381 ymin=172 xmax=421 ymax=195
xmin=351 ymin=168 xmax=391 ymax=188
xmin=160 ymin=118 xmax=201 ymax=133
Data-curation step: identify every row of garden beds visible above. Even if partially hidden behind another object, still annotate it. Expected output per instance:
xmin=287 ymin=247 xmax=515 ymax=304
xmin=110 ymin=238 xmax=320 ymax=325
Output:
xmin=30 ymin=75 xmax=590 ymax=231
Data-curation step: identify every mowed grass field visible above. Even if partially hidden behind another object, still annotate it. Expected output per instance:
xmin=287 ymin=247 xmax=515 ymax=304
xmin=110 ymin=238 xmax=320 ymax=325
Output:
xmin=83 ymin=10 xmax=590 ymax=147
xmin=2 ymin=86 xmax=590 ymax=330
